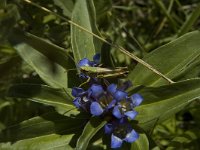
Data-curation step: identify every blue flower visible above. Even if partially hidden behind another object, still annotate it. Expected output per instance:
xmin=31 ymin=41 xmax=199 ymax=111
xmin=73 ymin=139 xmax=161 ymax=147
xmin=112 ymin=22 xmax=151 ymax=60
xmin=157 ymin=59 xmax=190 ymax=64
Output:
xmin=130 ymin=94 xmax=143 ymax=107
xmin=78 ymin=58 xmax=91 ymax=67
xmin=72 ymin=87 xmax=90 ymax=110
xmin=88 ymin=84 xmax=104 ymax=98
xmin=72 ymin=87 xmax=85 ymax=97
xmin=107 ymin=84 xmax=128 ymax=102
xmin=78 ymin=53 xmax=100 ymax=68
xmin=112 ymin=103 xmax=138 ymax=120
xmin=104 ymin=118 xmax=139 ymax=148
xmin=72 ymin=82 xmax=143 ymax=120
xmin=71 ymin=61 xmax=143 ymax=149
xmin=90 ymin=102 xmax=104 ymax=116
xmin=107 ymin=83 xmax=143 ymax=120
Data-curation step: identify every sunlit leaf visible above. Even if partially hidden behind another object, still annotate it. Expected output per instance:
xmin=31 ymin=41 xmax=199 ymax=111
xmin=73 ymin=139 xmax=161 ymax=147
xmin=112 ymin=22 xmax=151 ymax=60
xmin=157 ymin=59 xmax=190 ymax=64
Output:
xmin=134 ymin=79 xmax=200 ymax=131
xmin=0 ymin=134 xmax=74 ymax=150
xmin=76 ymin=117 xmax=106 ymax=150
xmin=10 ymin=29 xmax=75 ymax=70
xmin=15 ymin=43 xmax=68 ymax=89
xmin=129 ymin=31 xmax=200 ymax=86
xmin=71 ymin=0 xmax=102 ymax=64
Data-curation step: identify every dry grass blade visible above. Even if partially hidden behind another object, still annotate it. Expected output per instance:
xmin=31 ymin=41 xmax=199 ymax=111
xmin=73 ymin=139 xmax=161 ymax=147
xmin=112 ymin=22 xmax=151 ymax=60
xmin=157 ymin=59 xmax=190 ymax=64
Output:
xmin=22 ymin=0 xmax=174 ymax=84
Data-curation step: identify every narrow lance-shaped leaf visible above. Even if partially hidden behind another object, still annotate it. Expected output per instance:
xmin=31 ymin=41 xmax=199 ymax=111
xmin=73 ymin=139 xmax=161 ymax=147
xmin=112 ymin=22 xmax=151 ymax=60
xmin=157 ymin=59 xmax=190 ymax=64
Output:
xmin=0 ymin=134 xmax=74 ymax=150
xmin=0 ymin=112 xmax=87 ymax=149
xmin=71 ymin=0 xmax=102 ymax=64
xmin=76 ymin=117 xmax=106 ymax=150
xmin=132 ymin=79 xmax=200 ymax=131
xmin=7 ymin=84 xmax=79 ymax=116
xmin=14 ymin=43 xmax=68 ymax=89
xmin=129 ymin=31 xmax=200 ymax=86
xmin=9 ymin=29 xmax=75 ymax=70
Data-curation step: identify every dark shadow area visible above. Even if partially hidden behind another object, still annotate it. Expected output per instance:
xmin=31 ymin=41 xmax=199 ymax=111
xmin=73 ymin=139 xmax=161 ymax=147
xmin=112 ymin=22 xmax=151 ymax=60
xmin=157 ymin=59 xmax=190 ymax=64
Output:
xmin=0 ymin=111 xmax=88 ymax=145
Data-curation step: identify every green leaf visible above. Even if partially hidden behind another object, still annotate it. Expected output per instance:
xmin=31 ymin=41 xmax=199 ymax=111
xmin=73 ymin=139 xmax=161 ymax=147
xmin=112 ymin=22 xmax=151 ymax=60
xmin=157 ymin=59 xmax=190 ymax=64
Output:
xmin=129 ymin=31 xmax=200 ymax=86
xmin=134 ymin=79 xmax=200 ymax=131
xmin=76 ymin=117 xmax=106 ymax=150
xmin=0 ymin=134 xmax=74 ymax=150
xmin=10 ymin=29 xmax=75 ymax=70
xmin=71 ymin=0 xmax=102 ymax=64
xmin=173 ymin=55 xmax=200 ymax=81
xmin=15 ymin=43 xmax=68 ymax=89
xmin=53 ymin=0 xmax=74 ymax=18
xmin=131 ymin=133 xmax=149 ymax=150
xmin=0 ymin=112 xmax=86 ymax=149
xmin=7 ymin=84 xmax=79 ymax=116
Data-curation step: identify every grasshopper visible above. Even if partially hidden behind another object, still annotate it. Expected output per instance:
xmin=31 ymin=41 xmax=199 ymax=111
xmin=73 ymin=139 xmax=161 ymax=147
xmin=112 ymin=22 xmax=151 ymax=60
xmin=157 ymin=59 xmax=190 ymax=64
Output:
xmin=80 ymin=66 xmax=129 ymax=78
xmin=79 ymin=66 xmax=129 ymax=87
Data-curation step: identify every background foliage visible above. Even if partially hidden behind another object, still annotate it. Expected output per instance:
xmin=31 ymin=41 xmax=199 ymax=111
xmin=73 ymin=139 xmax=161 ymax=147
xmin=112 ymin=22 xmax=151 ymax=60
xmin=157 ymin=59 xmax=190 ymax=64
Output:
xmin=0 ymin=0 xmax=200 ymax=149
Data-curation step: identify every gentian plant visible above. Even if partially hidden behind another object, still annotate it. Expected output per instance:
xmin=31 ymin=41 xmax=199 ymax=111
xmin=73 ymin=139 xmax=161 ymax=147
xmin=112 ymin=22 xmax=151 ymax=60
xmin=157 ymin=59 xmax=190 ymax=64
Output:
xmin=72 ymin=55 xmax=143 ymax=148
xmin=1 ymin=0 xmax=200 ymax=150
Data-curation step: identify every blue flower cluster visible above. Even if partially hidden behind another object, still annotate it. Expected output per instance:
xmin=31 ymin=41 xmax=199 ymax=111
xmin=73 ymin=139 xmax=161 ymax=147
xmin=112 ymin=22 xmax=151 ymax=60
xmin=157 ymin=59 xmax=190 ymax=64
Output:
xmin=72 ymin=55 xmax=143 ymax=148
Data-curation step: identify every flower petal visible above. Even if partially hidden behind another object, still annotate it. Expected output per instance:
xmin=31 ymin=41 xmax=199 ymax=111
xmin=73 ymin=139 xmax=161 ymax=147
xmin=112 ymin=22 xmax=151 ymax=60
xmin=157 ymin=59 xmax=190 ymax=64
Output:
xmin=111 ymin=134 xmax=123 ymax=148
xmin=112 ymin=106 xmax=122 ymax=119
xmin=107 ymin=99 xmax=116 ymax=109
xmin=107 ymin=84 xmax=117 ymax=95
xmin=114 ymin=90 xmax=128 ymax=101
xmin=124 ymin=129 xmax=139 ymax=143
xmin=78 ymin=58 xmax=91 ymax=67
xmin=93 ymin=53 xmax=101 ymax=64
xmin=72 ymin=87 xmax=84 ymax=97
xmin=124 ymin=110 xmax=138 ymax=120
xmin=89 ymin=84 xmax=104 ymax=98
xmin=73 ymin=97 xmax=81 ymax=108
xmin=130 ymin=94 xmax=143 ymax=106
xmin=90 ymin=102 xmax=104 ymax=116
xmin=104 ymin=123 xmax=113 ymax=134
